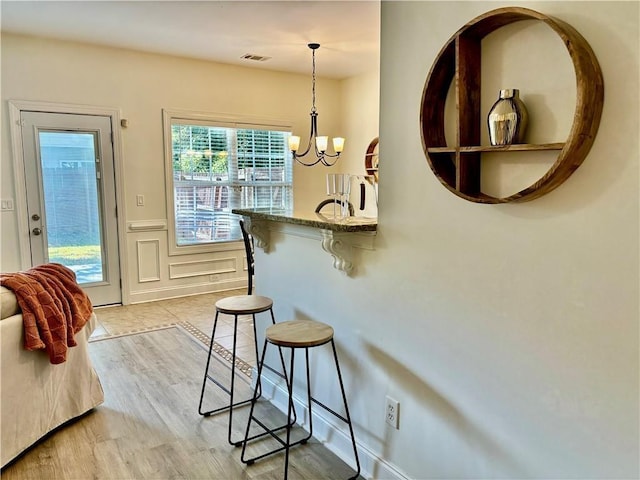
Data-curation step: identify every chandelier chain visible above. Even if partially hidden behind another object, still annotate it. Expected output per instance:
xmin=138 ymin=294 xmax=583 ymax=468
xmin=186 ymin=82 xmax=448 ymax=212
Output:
xmin=311 ymin=48 xmax=317 ymax=114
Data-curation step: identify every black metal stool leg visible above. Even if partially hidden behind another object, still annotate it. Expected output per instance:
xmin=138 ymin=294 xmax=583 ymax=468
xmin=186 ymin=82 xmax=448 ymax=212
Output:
xmin=240 ymin=340 xmax=268 ymax=462
xmin=240 ymin=342 xmax=303 ymax=459
xmin=253 ymin=309 xmax=299 ymax=427
xmin=226 ymin=313 xmax=240 ymax=444
xmin=282 ymin=347 xmax=295 ymax=480
xmin=198 ymin=310 xmax=221 ymax=416
xmin=299 ymin=347 xmax=313 ymax=444
xmin=199 ymin=311 xmax=261 ymax=420
xmin=330 ymin=339 xmax=361 ymax=480
xmin=243 ymin=307 xmax=287 ymax=406
xmin=228 ymin=308 xmax=278 ymax=445
xmin=251 ymin=312 xmax=264 ymax=400
xmin=236 ymin=306 xmax=279 ymax=409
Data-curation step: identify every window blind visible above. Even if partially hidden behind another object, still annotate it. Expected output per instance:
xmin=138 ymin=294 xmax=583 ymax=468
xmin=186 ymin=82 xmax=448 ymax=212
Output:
xmin=170 ymin=123 xmax=293 ymax=245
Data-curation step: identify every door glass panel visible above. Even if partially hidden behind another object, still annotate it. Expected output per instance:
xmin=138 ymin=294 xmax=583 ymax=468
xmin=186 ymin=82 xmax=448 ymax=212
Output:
xmin=38 ymin=131 xmax=105 ymax=284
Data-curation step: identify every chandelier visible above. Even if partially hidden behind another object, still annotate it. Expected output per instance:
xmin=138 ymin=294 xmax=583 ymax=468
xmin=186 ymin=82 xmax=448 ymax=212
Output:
xmin=288 ymin=43 xmax=344 ymax=167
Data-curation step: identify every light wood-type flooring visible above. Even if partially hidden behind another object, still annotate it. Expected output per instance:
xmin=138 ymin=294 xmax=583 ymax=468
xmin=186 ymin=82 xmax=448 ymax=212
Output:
xmin=92 ymin=289 xmax=260 ymax=367
xmin=1 ymin=290 xmax=362 ymax=479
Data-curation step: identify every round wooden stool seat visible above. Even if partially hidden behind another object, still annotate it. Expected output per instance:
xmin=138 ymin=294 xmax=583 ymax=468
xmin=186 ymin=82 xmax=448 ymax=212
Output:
xmin=266 ymin=320 xmax=334 ymax=348
xmin=215 ymin=295 xmax=273 ymax=314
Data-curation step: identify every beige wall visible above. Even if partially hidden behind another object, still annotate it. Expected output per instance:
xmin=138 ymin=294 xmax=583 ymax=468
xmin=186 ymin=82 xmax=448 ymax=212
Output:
xmin=0 ymin=33 xmax=365 ymax=302
xmin=1 ymin=1 xmax=638 ymax=478
xmin=340 ymin=70 xmax=380 ymax=176
xmin=254 ymin=1 xmax=638 ymax=478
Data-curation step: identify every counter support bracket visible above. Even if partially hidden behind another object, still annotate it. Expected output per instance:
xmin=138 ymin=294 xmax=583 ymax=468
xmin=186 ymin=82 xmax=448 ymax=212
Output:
xmin=320 ymin=229 xmax=354 ymax=276
xmin=244 ymin=218 xmax=271 ymax=252
xmin=239 ymin=215 xmax=375 ymax=277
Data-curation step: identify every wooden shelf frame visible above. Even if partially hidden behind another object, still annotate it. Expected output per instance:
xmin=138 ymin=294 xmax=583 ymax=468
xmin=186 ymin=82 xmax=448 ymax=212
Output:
xmin=364 ymin=137 xmax=379 ymax=182
xmin=420 ymin=7 xmax=604 ymax=203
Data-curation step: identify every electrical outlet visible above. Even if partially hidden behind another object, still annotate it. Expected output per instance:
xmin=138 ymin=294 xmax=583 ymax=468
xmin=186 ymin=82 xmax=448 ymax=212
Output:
xmin=385 ymin=396 xmax=399 ymax=429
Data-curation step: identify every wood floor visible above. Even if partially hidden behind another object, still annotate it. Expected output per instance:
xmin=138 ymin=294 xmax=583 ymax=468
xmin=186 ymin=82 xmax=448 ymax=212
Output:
xmin=1 ymin=292 xmax=361 ymax=479
xmin=91 ymin=289 xmax=260 ymax=367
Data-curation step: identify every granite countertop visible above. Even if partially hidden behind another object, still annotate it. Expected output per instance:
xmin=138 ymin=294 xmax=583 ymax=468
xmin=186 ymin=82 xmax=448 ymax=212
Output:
xmin=232 ymin=208 xmax=377 ymax=233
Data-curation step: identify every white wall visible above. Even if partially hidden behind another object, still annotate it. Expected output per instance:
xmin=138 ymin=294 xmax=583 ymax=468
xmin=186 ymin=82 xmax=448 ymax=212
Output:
xmin=256 ymin=1 xmax=638 ymax=478
xmin=0 ymin=33 xmax=345 ymax=302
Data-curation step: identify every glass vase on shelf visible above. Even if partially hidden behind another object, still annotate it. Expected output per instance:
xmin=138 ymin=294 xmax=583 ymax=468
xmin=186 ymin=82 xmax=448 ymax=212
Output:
xmin=487 ymin=89 xmax=528 ymax=146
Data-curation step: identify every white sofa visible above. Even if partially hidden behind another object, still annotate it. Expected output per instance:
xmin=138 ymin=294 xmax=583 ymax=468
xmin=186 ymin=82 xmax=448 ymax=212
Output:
xmin=0 ymin=285 xmax=104 ymax=467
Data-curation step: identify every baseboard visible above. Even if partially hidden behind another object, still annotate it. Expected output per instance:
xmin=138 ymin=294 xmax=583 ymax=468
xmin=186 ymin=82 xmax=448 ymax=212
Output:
xmin=128 ymin=279 xmax=246 ymax=304
xmin=255 ymin=368 xmax=409 ymax=480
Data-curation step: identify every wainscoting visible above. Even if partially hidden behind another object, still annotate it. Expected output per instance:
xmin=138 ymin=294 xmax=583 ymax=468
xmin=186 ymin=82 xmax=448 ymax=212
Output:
xmin=125 ymin=220 xmax=248 ymax=304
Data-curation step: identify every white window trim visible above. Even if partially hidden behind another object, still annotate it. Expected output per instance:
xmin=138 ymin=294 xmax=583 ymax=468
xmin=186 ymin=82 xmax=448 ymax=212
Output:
xmin=162 ymin=108 xmax=292 ymax=256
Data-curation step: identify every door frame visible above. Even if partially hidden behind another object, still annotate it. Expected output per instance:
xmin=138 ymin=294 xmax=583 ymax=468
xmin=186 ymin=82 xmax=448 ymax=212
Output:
xmin=8 ymin=100 xmax=130 ymax=304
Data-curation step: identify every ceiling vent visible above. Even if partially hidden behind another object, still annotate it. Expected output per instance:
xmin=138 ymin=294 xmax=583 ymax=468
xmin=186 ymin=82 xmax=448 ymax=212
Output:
xmin=241 ymin=53 xmax=271 ymax=62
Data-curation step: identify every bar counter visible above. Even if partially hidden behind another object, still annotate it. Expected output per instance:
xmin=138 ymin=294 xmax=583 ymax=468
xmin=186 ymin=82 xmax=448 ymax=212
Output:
xmin=232 ymin=208 xmax=377 ymax=233
xmin=232 ymin=208 xmax=377 ymax=276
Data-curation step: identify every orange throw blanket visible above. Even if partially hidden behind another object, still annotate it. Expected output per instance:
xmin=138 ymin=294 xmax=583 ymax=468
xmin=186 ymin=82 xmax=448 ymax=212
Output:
xmin=0 ymin=263 xmax=94 ymax=364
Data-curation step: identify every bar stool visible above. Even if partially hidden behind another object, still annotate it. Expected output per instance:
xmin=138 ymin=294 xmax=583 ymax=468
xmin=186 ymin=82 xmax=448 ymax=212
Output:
xmin=198 ymin=294 xmax=277 ymax=445
xmin=240 ymin=319 xmax=361 ymax=480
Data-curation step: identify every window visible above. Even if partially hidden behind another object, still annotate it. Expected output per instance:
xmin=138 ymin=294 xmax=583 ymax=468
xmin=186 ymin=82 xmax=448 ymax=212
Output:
xmin=164 ymin=110 xmax=293 ymax=253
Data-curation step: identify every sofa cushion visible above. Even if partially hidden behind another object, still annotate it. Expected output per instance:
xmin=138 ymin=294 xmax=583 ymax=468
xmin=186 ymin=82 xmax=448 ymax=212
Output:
xmin=1 ymin=286 xmax=20 ymax=320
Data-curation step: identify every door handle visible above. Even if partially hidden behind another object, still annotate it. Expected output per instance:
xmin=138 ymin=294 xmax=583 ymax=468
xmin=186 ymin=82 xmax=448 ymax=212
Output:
xmin=32 ymin=227 xmax=42 ymax=236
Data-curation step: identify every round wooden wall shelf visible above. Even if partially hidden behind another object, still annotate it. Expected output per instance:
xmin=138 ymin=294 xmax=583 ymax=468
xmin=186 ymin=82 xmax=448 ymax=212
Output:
xmin=365 ymin=136 xmax=379 ymax=182
xmin=420 ymin=7 xmax=604 ymax=203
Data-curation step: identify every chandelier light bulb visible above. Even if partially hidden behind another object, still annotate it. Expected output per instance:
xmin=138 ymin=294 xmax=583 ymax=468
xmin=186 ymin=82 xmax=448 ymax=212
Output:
xmin=288 ymin=136 xmax=301 ymax=152
xmin=333 ymin=137 xmax=345 ymax=153
xmin=315 ymin=136 xmax=328 ymax=152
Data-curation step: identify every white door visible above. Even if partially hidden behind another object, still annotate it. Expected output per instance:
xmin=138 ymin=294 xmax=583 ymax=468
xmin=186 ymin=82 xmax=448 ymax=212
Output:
xmin=20 ymin=111 xmax=122 ymax=306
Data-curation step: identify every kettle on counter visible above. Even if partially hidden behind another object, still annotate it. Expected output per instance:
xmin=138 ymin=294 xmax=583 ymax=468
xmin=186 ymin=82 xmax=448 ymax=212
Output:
xmin=349 ymin=175 xmax=377 ymax=218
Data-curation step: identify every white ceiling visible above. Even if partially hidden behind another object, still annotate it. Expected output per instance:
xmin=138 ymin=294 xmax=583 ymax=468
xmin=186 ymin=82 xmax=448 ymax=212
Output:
xmin=0 ymin=0 xmax=381 ymax=79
